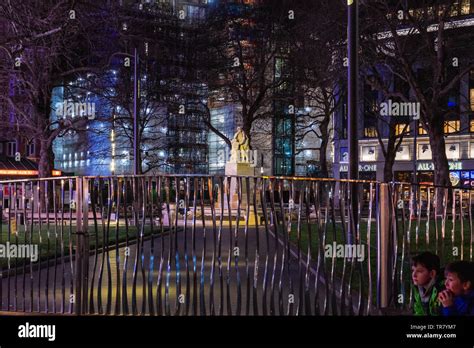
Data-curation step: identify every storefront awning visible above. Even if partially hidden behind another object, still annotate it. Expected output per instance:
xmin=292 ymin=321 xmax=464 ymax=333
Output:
xmin=0 ymin=157 xmax=61 ymax=177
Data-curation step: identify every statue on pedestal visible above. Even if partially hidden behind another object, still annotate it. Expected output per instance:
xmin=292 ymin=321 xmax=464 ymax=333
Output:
xmin=230 ymin=127 xmax=250 ymax=163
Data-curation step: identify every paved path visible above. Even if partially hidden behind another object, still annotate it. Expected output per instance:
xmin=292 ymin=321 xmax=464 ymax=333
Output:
xmin=1 ymin=226 xmax=353 ymax=315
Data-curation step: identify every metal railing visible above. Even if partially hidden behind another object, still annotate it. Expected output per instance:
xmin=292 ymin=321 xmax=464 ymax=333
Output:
xmin=0 ymin=175 xmax=471 ymax=315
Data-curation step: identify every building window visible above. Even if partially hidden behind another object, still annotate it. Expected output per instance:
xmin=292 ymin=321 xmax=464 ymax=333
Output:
xmin=446 ymin=143 xmax=460 ymax=160
xmin=6 ymin=141 xmax=17 ymax=157
xmin=395 ymin=145 xmax=410 ymax=160
xmin=419 ymin=125 xmax=428 ymax=135
xmin=470 ymin=70 xmax=474 ymax=111
xmin=418 ymin=144 xmax=432 ymax=160
xmin=461 ymin=0 xmax=471 ymax=15
xmin=361 ymin=145 xmax=376 ymax=162
xmin=470 ymin=118 xmax=474 ymax=132
xmin=395 ymin=123 xmax=410 ymax=136
xmin=364 ymin=126 xmax=377 ymax=138
xmin=27 ymin=142 xmax=35 ymax=157
xmin=444 ymin=120 xmax=460 ymax=134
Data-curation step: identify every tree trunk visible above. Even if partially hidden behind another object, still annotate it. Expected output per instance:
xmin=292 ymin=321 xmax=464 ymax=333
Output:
xmin=319 ymin=121 xmax=330 ymax=178
xmin=428 ymin=119 xmax=451 ymax=187
xmin=383 ymin=155 xmax=395 ymax=182
xmin=428 ymin=117 xmax=451 ymax=215
xmin=38 ymin=138 xmax=55 ymax=178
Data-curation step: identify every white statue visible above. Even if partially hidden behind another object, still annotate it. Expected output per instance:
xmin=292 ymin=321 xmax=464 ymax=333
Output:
xmin=230 ymin=127 xmax=250 ymax=163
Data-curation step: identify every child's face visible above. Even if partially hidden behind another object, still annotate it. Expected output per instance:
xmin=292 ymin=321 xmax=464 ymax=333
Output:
xmin=444 ymin=272 xmax=471 ymax=296
xmin=412 ymin=264 xmax=435 ymax=287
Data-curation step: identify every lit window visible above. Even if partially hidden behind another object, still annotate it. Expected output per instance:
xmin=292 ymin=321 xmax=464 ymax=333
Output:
xmin=361 ymin=146 xmax=376 ymax=162
xmin=395 ymin=123 xmax=410 ymax=136
xmin=364 ymin=127 xmax=377 ymax=138
xmin=418 ymin=144 xmax=432 ymax=160
xmin=461 ymin=0 xmax=471 ymax=15
xmin=419 ymin=126 xmax=428 ymax=135
xmin=446 ymin=143 xmax=460 ymax=159
xmin=470 ymin=70 xmax=474 ymax=111
xmin=444 ymin=120 xmax=460 ymax=134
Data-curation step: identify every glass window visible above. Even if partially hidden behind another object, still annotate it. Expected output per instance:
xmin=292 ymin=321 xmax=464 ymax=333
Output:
xmin=418 ymin=144 xmax=432 ymax=160
xmin=27 ymin=142 xmax=35 ymax=156
xmin=419 ymin=125 xmax=428 ymax=135
xmin=444 ymin=120 xmax=460 ymax=134
xmin=361 ymin=146 xmax=376 ymax=162
xmin=446 ymin=143 xmax=460 ymax=159
xmin=364 ymin=126 xmax=377 ymax=138
xmin=7 ymin=141 xmax=16 ymax=157
xmin=470 ymin=70 xmax=474 ymax=111
xmin=395 ymin=123 xmax=410 ymax=136
xmin=461 ymin=0 xmax=471 ymax=15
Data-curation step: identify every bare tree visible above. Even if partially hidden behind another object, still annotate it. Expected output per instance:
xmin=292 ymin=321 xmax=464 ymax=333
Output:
xmin=289 ymin=0 xmax=346 ymax=177
xmin=0 ymin=0 xmax=116 ymax=177
xmin=363 ymin=0 xmax=474 ymax=187
xmin=201 ymin=0 xmax=292 ymax=148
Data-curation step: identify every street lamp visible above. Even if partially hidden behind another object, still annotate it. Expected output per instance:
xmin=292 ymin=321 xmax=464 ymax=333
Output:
xmin=348 ymin=0 xmax=359 ymax=244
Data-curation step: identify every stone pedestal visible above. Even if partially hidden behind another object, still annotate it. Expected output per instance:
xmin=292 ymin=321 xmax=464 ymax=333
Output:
xmin=214 ymin=162 xmax=256 ymax=224
xmin=224 ymin=162 xmax=255 ymax=209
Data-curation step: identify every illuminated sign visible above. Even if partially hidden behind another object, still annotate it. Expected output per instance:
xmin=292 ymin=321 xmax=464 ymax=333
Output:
xmin=0 ymin=170 xmax=62 ymax=176
xmin=340 ymin=164 xmax=377 ymax=172
xmin=417 ymin=162 xmax=462 ymax=171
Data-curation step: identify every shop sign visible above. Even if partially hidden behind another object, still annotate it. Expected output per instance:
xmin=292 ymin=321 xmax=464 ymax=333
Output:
xmin=416 ymin=161 xmax=462 ymax=171
xmin=340 ymin=164 xmax=377 ymax=172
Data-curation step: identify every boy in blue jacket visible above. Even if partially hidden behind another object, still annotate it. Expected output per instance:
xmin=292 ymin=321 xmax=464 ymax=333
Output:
xmin=438 ymin=261 xmax=474 ymax=316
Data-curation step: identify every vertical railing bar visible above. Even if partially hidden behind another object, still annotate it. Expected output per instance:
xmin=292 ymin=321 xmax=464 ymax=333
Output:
xmin=283 ymin=179 xmax=294 ymax=316
xmin=191 ymin=177 xmax=198 ymax=315
xmin=234 ymin=176 xmax=242 ymax=316
xmin=365 ymin=182 xmax=374 ymax=315
xmin=139 ymin=177 xmax=147 ymax=316
xmin=173 ymin=177 xmax=181 ymax=316
xmin=295 ymin=180 xmax=304 ymax=316
xmin=164 ymin=177 xmax=172 ymax=316
xmin=45 ymin=181 xmax=51 ymax=313
xmin=225 ymin=176 xmax=233 ymax=315
xmin=147 ymin=177 xmax=156 ymax=316
xmin=260 ymin=178 xmax=270 ymax=316
xmin=199 ymin=177 xmax=207 ymax=316
xmin=268 ymin=178 xmax=279 ymax=316
xmin=337 ymin=182 xmax=348 ymax=315
xmin=302 ymin=181 xmax=313 ymax=316
xmin=75 ymin=177 xmax=83 ymax=316
xmin=217 ymin=176 xmax=225 ymax=315
xmin=252 ymin=177 xmax=260 ymax=316
xmin=182 ymin=177 xmax=190 ymax=315
xmin=35 ymin=183 xmax=41 ymax=312
xmin=89 ymin=178 xmax=99 ymax=314
xmin=114 ymin=177 xmax=122 ymax=315
xmin=208 ymin=177 xmax=217 ymax=315
xmin=244 ymin=176 xmax=251 ymax=316
xmin=155 ymin=176 xmax=164 ymax=315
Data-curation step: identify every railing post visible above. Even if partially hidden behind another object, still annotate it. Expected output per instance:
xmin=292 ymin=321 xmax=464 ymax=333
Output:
xmin=377 ymin=183 xmax=391 ymax=309
xmin=75 ymin=177 xmax=89 ymax=315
